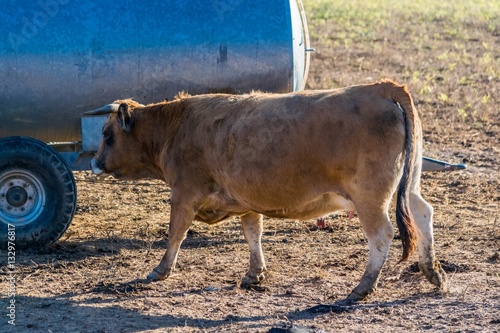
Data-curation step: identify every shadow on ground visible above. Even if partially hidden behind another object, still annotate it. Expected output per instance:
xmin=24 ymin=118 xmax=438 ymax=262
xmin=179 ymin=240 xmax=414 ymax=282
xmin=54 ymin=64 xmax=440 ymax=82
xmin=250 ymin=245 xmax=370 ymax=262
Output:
xmin=2 ymin=288 xmax=450 ymax=332
xmin=3 ymin=294 xmax=268 ymax=332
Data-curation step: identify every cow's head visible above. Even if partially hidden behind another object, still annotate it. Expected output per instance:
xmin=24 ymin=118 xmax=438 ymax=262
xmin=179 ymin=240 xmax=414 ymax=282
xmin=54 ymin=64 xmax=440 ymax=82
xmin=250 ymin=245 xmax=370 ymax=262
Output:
xmin=84 ymin=99 xmax=153 ymax=180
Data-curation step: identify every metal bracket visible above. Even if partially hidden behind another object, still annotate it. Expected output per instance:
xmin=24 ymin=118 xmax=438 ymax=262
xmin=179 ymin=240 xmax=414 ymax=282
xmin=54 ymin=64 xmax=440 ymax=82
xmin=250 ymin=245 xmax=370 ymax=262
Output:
xmin=422 ymin=156 xmax=467 ymax=172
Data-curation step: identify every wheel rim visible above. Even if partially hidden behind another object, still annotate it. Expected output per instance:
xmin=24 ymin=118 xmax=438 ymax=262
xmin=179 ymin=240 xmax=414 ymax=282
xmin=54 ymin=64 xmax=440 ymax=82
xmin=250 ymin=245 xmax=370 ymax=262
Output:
xmin=0 ymin=169 xmax=46 ymax=226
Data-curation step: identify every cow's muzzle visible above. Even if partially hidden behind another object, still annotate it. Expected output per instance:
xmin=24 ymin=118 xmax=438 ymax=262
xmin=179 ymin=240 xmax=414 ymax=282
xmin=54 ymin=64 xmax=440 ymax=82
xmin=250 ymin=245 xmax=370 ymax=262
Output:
xmin=90 ymin=158 xmax=106 ymax=176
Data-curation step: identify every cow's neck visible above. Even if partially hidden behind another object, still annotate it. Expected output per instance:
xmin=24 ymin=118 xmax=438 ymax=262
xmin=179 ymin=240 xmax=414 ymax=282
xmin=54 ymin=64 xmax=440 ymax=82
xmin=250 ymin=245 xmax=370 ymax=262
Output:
xmin=134 ymin=101 xmax=186 ymax=181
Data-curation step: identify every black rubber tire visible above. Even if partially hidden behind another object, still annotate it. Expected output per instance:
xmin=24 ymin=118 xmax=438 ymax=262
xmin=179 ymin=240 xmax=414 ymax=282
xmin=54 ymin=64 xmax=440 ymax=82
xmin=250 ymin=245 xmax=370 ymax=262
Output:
xmin=0 ymin=137 xmax=77 ymax=250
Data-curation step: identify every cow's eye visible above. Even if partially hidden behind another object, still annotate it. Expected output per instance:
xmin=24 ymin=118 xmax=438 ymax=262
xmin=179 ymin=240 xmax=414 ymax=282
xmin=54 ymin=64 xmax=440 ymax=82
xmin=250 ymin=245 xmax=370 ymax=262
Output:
xmin=103 ymin=129 xmax=114 ymax=146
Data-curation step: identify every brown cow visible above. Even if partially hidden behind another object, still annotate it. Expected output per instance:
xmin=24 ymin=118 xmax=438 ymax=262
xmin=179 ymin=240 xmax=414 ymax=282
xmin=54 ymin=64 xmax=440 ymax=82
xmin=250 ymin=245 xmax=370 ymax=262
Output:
xmin=85 ymin=80 xmax=448 ymax=300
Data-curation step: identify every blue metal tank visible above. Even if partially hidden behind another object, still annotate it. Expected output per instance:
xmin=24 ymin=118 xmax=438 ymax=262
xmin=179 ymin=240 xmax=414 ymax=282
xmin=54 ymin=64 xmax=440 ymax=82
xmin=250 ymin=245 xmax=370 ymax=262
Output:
xmin=0 ymin=0 xmax=310 ymax=143
xmin=0 ymin=0 xmax=311 ymax=249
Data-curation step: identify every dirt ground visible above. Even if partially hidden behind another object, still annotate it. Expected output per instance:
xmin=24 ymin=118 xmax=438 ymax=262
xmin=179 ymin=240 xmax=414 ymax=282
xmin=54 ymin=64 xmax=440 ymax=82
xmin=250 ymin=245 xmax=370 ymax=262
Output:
xmin=1 ymin=1 xmax=499 ymax=332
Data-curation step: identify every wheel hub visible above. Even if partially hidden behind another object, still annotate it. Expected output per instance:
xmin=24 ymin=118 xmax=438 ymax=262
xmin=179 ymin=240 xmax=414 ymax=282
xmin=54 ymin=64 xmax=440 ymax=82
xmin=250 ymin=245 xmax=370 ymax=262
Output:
xmin=0 ymin=170 xmax=46 ymax=226
xmin=6 ymin=186 xmax=28 ymax=208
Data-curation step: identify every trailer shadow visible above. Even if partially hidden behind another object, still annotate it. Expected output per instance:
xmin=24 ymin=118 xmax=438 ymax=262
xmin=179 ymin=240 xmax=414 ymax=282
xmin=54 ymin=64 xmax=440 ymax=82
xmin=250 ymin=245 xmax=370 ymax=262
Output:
xmin=12 ymin=225 xmax=303 ymax=264
xmin=5 ymin=294 xmax=268 ymax=332
xmin=12 ymin=233 xmax=244 ymax=264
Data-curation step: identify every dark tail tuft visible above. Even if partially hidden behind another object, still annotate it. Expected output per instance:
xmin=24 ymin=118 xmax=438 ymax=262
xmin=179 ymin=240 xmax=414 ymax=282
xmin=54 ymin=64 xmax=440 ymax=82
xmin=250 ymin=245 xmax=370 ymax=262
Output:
xmin=396 ymin=171 xmax=418 ymax=261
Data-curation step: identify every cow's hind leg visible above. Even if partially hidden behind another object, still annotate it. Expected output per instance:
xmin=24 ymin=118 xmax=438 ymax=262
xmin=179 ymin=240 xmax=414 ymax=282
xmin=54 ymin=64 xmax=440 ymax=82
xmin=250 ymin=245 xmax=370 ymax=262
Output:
xmin=410 ymin=191 xmax=448 ymax=291
xmin=239 ymin=212 xmax=267 ymax=288
xmin=347 ymin=207 xmax=394 ymax=301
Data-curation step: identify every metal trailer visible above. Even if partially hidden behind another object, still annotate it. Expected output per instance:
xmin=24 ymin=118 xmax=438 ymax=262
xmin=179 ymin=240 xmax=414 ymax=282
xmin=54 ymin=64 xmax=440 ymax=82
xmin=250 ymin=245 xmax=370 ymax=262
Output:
xmin=0 ymin=0 xmax=464 ymax=250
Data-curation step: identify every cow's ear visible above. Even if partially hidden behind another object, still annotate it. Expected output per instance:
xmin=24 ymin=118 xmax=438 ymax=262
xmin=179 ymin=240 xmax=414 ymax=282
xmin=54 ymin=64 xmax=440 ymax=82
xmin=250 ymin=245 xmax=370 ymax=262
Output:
xmin=117 ymin=103 xmax=134 ymax=133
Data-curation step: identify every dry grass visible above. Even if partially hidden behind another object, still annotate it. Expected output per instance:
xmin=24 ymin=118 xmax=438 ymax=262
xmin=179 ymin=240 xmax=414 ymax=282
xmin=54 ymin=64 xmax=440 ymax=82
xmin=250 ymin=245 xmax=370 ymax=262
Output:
xmin=305 ymin=0 xmax=499 ymax=164
xmin=1 ymin=0 xmax=499 ymax=332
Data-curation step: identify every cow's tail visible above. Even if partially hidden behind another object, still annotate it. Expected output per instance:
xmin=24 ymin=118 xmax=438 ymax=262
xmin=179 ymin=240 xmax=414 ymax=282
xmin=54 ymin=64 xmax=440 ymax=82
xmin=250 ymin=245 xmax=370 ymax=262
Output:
xmin=379 ymin=80 xmax=419 ymax=261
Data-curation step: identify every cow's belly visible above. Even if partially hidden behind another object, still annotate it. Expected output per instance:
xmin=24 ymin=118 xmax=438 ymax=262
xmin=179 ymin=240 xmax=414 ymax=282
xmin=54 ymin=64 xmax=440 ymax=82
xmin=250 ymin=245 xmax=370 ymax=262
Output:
xmin=259 ymin=192 xmax=355 ymax=220
xmin=194 ymin=210 xmax=237 ymax=224
xmin=195 ymin=190 xmax=354 ymax=223
xmin=195 ymin=191 xmax=250 ymax=225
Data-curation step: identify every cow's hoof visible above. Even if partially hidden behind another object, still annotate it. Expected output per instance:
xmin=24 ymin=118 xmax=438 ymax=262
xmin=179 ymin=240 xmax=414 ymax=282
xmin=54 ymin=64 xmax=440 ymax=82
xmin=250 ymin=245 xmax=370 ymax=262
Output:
xmin=240 ymin=272 xmax=265 ymax=289
xmin=146 ymin=268 xmax=168 ymax=282
xmin=346 ymin=291 xmax=364 ymax=302
xmin=421 ymin=261 xmax=448 ymax=291
xmin=346 ymin=286 xmax=372 ymax=302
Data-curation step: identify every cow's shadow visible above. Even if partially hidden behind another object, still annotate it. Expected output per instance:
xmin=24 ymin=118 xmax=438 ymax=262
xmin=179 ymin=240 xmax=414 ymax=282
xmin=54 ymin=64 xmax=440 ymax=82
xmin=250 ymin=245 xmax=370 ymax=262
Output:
xmin=284 ymin=291 xmax=442 ymax=323
xmin=295 ymin=298 xmax=409 ymax=315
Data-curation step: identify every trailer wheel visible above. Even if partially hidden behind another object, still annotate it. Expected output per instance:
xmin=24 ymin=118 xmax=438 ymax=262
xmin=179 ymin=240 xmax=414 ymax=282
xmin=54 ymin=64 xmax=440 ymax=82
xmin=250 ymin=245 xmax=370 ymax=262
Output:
xmin=0 ymin=137 xmax=77 ymax=250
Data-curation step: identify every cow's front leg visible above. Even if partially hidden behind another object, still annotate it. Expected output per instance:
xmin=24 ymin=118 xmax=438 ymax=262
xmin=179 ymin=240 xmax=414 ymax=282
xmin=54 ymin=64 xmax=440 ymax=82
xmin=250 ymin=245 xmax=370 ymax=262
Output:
xmin=239 ymin=212 xmax=266 ymax=288
xmin=146 ymin=197 xmax=196 ymax=281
